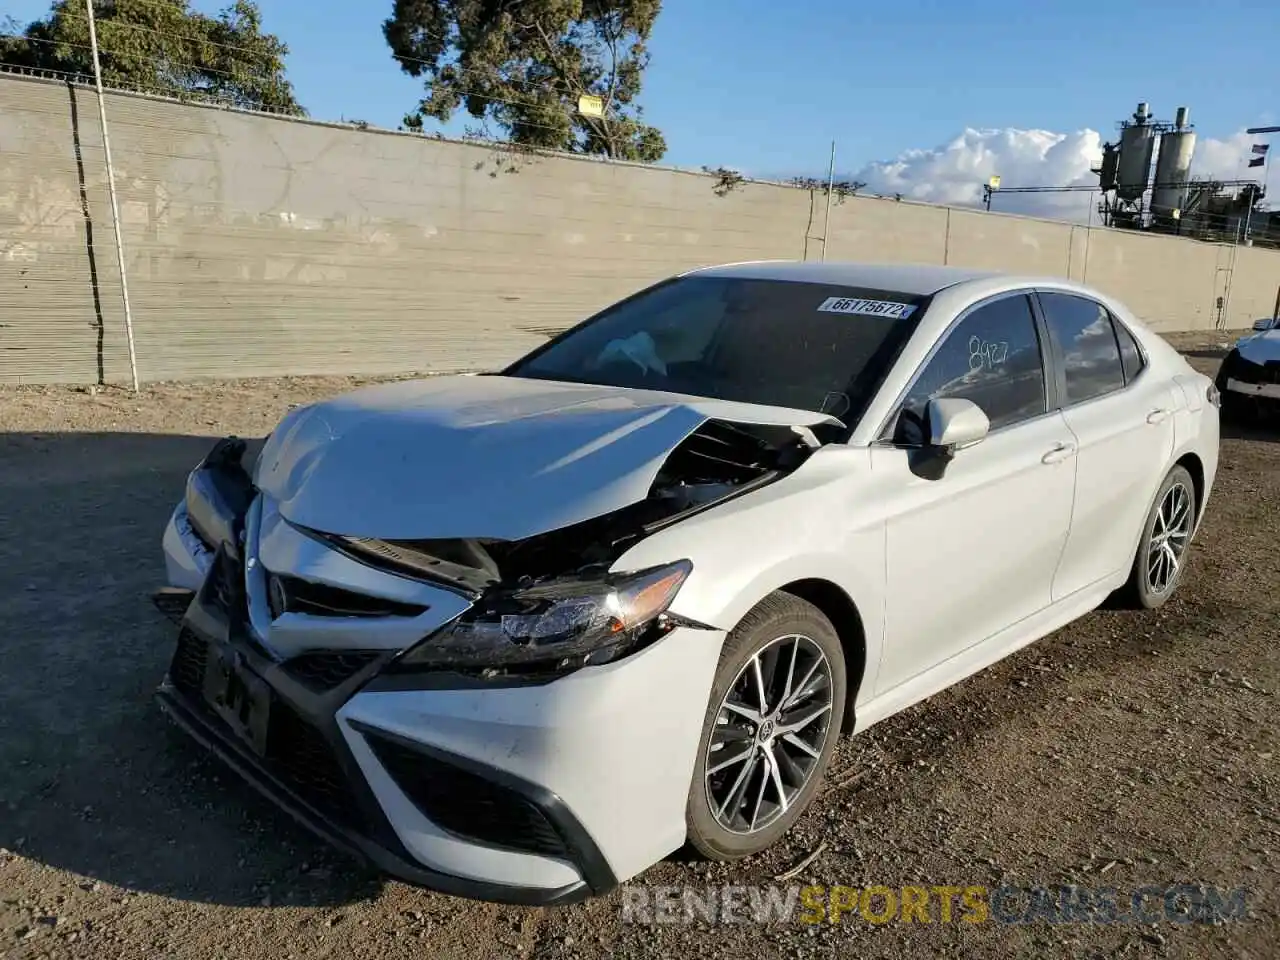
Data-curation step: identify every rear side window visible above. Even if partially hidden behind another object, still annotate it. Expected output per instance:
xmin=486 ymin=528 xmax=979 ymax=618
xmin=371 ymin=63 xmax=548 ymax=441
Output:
xmin=891 ymin=293 xmax=1047 ymax=443
xmin=1039 ymin=293 xmax=1126 ymax=404
xmin=1113 ymin=319 xmax=1145 ymax=383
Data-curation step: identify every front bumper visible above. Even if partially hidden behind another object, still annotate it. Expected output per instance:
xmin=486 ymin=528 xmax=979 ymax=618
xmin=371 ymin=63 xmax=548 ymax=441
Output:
xmin=157 ymin=444 xmax=726 ymax=902
xmin=1225 ymin=377 xmax=1280 ymax=400
xmin=1218 ymin=351 xmax=1280 ymax=403
xmin=156 ymin=679 xmax=592 ymax=905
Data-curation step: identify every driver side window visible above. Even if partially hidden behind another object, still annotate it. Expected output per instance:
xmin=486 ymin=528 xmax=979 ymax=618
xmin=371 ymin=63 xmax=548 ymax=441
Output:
xmin=888 ymin=293 xmax=1047 ymax=445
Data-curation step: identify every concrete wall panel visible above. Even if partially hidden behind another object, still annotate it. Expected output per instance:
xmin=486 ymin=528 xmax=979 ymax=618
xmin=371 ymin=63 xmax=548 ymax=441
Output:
xmin=2 ymin=73 xmax=1278 ymax=385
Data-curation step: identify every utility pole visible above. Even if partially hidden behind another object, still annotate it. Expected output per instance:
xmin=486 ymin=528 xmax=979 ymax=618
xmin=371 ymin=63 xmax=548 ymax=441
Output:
xmin=820 ymin=141 xmax=835 ymax=262
xmin=86 ymin=0 xmax=140 ymax=391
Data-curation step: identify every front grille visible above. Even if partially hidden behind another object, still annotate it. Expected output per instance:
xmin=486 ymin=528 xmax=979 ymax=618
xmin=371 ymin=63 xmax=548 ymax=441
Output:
xmin=170 ymin=628 xmax=208 ymax=697
xmin=282 ymin=650 xmax=383 ymax=691
xmin=267 ymin=574 xmax=428 ymax=620
xmin=365 ymin=732 xmax=569 ymax=859
xmin=264 ymin=701 xmax=364 ymax=828
xmin=169 ymin=629 xmax=365 ymax=830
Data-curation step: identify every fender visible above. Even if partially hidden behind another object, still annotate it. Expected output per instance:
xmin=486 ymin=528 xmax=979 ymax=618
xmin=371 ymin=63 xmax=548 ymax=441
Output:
xmin=611 ymin=447 xmax=887 ymax=706
xmin=1122 ymin=439 xmax=1213 ymax=569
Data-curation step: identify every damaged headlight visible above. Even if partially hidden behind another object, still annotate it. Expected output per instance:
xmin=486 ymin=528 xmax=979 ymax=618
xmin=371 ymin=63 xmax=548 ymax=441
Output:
xmin=392 ymin=560 xmax=694 ymax=676
xmin=184 ymin=437 xmax=255 ymax=550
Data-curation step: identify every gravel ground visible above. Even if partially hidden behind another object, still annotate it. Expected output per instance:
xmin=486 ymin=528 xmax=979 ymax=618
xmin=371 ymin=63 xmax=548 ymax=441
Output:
xmin=0 ymin=331 xmax=1276 ymax=959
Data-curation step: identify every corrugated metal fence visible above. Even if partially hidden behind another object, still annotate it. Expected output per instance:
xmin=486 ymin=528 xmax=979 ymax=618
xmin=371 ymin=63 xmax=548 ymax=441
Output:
xmin=2 ymin=71 xmax=1278 ymax=386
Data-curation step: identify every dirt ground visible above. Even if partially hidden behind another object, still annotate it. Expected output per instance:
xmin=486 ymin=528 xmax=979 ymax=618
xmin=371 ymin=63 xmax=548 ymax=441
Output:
xmin=0 ymin=330 xmax=1276 ymax=960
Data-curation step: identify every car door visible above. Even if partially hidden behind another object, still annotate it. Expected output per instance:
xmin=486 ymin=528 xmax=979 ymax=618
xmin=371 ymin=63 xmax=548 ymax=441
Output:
xmin=867 ymin=292 xmax=1076 ymax=696
xmin=1036 ymin=292 xmax=1177 ymax=601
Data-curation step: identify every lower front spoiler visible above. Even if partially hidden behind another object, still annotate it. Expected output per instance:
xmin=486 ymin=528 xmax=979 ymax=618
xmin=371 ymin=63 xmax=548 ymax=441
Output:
xmin=155 ymin=681 xmax=594 ymax=906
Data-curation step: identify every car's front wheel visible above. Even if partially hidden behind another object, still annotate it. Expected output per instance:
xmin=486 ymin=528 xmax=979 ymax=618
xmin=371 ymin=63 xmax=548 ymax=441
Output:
xmin=685 ymin=592 xmax=846 ymax=860
xmin=1119 ymin=464 xmax=1197 ymax=610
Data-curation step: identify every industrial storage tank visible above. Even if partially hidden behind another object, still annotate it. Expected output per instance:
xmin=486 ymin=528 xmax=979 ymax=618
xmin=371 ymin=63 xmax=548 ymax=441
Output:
xmin=1116 ymin=102 xmax=1156 ymax=202
xmin=1097 ymin=143 xmax=1120 ymax=192
xmin=1151 ymin=106 xmax=1196 ymax=218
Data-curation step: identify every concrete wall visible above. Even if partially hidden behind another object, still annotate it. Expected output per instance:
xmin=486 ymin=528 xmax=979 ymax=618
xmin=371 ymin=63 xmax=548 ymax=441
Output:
xmin=2 ymin=72 xmax=1278 ymax=385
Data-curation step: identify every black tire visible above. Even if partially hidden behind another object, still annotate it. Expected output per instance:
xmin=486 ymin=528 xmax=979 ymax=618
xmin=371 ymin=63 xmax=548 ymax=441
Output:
xmin=685 ymin=592 xmax=846 ymax=860
xmin=1117 ymin=465 xmax=1197 ymax=610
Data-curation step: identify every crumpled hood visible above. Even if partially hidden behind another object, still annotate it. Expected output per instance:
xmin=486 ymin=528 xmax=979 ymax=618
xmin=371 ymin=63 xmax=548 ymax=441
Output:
xmin=1237 ymin=329 xmax=1280 ymax=365
xmin=253 ymin=374 xmax=838 ymax=541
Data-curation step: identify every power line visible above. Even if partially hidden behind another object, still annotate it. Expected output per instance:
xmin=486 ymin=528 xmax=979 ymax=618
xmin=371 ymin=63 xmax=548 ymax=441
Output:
xmin=18 ymin=18 xmax=1267 ymax=216
xmin=51 ymin=7 xmax=605 ymax=97
xmin=0 ymin=57 xmax=617 ymax=142
xmin=51 ymin=6 xmax=289 ymax=64
xmin=0 ymin=31 xmax=280 ymax=86
xmin=52 ymin=3 xmax=655 ymax=130
xmin=0 ymin=59 xmax=311 ymax=117
xmin=5 ymin=10 xmax=653 ymax=142
xmin=1 ymin=25 xmax=639 ymax=137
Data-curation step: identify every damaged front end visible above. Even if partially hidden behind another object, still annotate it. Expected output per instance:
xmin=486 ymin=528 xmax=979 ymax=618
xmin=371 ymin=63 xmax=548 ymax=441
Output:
xmin=290 ymin=418 xmax=838 ymax=683
xmin=155 ymin=436 xmax=256 ymax=624
xmin=159 ymin=414 xmax=834 ymax=683
xmin=318 ymin=418 xmax=832 ymax=586
xmin=151 ymin=413 xmax=835 ymax=899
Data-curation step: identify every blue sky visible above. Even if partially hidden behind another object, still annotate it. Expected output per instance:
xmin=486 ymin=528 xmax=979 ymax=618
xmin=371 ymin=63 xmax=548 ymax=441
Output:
xmin=6 ymin=0 xmax=1278 ymax=205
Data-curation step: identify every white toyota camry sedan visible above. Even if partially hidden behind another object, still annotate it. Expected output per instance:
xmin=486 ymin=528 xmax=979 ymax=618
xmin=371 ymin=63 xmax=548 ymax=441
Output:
xmin=154 ymin=261 xmax=1220 ymax=905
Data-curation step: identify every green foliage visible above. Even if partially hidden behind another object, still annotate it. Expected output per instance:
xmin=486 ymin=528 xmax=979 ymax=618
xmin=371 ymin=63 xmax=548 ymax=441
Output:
xmin=703 ymin=166 xmax=744 ymax=197
xmin=790 ymin=177 xmax=868 ymax=204
xmin=383 ymin=0 xmax=666 ymax=162
xmin=0 ymin=0 xmax=304 ymax=114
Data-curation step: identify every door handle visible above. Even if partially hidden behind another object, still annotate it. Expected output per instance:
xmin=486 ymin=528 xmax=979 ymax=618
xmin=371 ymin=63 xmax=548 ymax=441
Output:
xmin=1146 ymin=408 xmax=1171 ymax=425
xmin=1042 ymin=441 xmax=1077 ymax=464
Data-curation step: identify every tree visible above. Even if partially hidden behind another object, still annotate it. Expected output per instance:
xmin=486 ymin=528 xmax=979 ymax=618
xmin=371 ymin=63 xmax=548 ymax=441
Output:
xmin=384 ymin=0 xmax=666 ymax=162
xmin=0 ymin=0 xmax=304 ymax=115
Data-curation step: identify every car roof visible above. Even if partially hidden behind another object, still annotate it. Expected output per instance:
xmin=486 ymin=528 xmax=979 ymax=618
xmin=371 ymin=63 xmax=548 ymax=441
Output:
xmin=683 ymin=260 xmax=1004 ymax=296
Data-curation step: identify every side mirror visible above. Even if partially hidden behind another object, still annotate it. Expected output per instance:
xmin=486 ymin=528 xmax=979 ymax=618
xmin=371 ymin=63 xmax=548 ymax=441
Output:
xmin=1253 ymin=318 xmax=1275 ymax=332
xmin=927 ymin=398 xmax=990 ymax=456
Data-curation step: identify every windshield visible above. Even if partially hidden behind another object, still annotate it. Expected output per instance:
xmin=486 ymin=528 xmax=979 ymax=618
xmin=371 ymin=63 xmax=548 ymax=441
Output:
xmin=504 ymin=276 xmax=929 ymax=422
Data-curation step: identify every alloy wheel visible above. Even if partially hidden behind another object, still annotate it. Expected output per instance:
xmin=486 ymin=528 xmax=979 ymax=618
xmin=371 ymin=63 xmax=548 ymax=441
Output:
xmin=703 ymin=634 xmax=835 ymax=835
xmin=1146 ymin=481 xmax=1192 ymax=595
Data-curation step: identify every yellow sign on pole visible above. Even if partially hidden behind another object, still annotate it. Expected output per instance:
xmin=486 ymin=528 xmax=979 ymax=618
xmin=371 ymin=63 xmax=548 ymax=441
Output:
xmin=578 ymin=94 xmax=604 ymax=118
xmin=988 ymin=175 xmax=1001 ymax=189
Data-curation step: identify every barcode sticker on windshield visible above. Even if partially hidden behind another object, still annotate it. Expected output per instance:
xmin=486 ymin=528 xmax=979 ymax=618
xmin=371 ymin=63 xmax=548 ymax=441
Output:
xmin=817 ymin=297 xmax=917 ymax=319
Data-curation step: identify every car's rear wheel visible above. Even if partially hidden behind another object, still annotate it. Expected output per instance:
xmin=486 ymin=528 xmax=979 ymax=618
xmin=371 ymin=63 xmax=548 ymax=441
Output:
xmin=1119 ymin=465 xmax=1197 ymax=610
xmin=685 ymin=592 xmax=846 ymax=860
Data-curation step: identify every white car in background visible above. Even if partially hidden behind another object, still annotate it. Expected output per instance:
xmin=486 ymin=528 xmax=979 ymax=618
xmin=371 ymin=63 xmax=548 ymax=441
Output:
xmin=153 ymin=261 xmax=1220 ymax=905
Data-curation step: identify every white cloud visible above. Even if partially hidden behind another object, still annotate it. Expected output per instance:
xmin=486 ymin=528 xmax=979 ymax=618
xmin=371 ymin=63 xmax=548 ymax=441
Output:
xmin=1189 ymin=131 xmax=1263 ymax=181
xmin=840 ymin=126 xmax=1274 ymax=224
